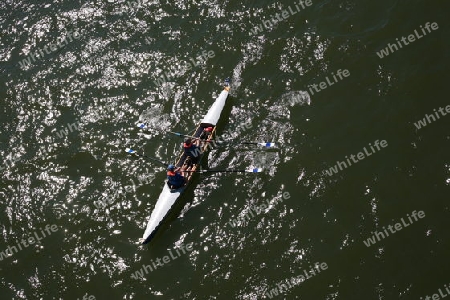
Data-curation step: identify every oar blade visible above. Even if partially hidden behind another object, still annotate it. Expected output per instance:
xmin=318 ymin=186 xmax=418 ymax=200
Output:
xmin=258 ymin=142 xmax=276 ymax=148
xmin=248 ymin=168 xmax=263 ymax=173
xmin=240 ymin=142 xmax=276 ymax=148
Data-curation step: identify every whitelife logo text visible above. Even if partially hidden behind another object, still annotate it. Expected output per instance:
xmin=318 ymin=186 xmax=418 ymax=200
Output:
xmin=376 ymin=22 xmax=439 ymax=59
xmin=363 ymin=210 xmax=425 ymax=247
xmin=265 ymin=262 xmax=328 ymax=298
xmin=326 ymin=140 xmax=388 ymax=176
xmin=250 ymin=0 xmax=313 ymax=35
xmin=131 ymin=243 xmax=194 ymax=279
xmin=0 ymin=224 xmax=58 ymax=261
xmin=414 ymin=105 xmax=450 ymax=130
xmin=421 ymin=283 xmax=450 ymax=300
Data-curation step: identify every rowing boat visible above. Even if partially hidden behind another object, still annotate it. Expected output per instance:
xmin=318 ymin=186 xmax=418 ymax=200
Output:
xmin=141 ymin=80 xmax=231 ymax=244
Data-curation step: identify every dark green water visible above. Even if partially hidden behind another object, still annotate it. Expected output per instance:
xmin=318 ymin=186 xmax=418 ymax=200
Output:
xmin=1 ymin=0 xmax=449 ymax=299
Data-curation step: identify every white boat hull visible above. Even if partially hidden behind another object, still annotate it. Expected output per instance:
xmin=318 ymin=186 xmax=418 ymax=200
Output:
xmin=200 ymin=88 xmax=229 ymax=127
xmin=142 ymin=184 xmax=184 ymax=242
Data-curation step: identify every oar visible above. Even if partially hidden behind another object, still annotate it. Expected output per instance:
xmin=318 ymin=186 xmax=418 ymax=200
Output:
xmin=136 ymin=121 xmax=198 ymax=132
xmin=136 ymin=127 xmax=202 ymax=141
xmin=213 ymin=140 xmax=276 ymax=148
xmin=166 ymin=131 xmax=276 ymax=148
xmin=167 ymin=131 xmax=198 ymax=139
xmin=125 ymin=148 xmax=169 ymax=167
xmin=138 ymin=125 xmax=276 ymax=148
xmin=232 ymin=142 xmax=276 ymax=148
xmin=184 ymin=168 xmax=263 ymax=173
xmin=166 ymin=131 xmax=218 ymax=144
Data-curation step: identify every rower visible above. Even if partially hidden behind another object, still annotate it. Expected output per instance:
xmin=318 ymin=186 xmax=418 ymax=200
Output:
xmin=183 ymin=138 xmax=201 ymax=164
xmin=200 ymin=126 xmax=214 ymax=140
xmin=166 ymin=165 xmax=185 ymax=189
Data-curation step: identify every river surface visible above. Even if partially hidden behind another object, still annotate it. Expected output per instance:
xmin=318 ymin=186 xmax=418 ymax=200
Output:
xmin=1 ymin=0 xmax=449 ymax=299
